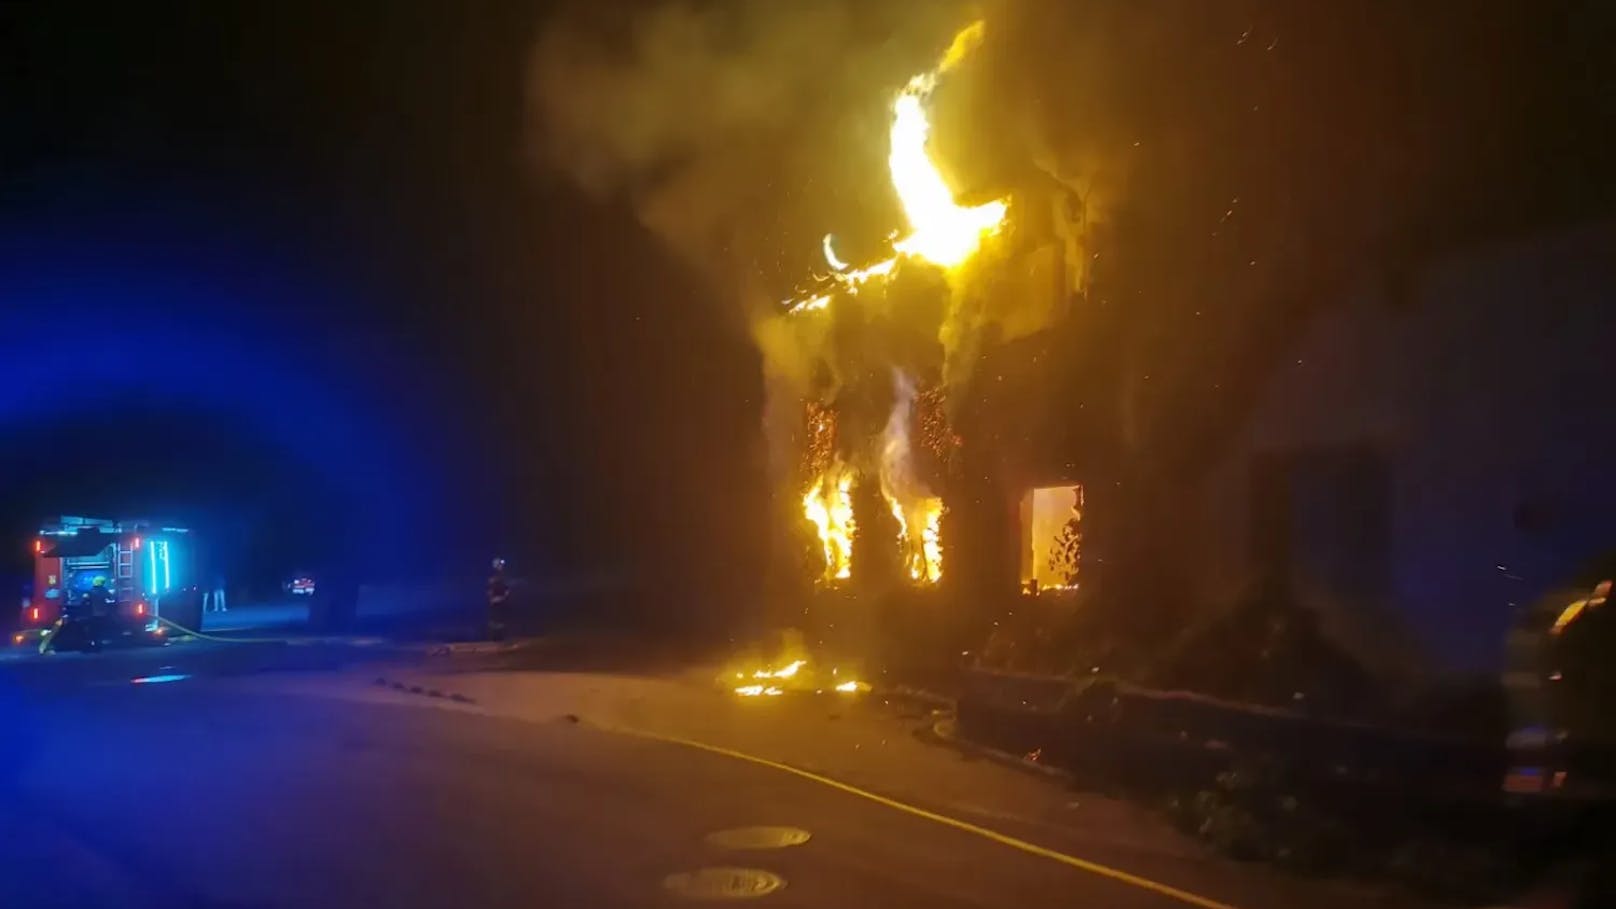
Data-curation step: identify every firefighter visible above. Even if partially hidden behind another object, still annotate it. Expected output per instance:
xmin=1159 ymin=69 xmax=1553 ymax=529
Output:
xmin=48 ymin=577 xmax=115 ymax=653
xmin=486 ymin=557 xmax=510 ymax=641
xmin=85 ymin=576 xmax=115 ymax=617
xmin=204 ymin=573 xmax=228 ymax=613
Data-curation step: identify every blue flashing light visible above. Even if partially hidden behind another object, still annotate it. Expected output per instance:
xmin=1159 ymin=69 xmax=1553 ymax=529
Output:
xmin=147 ymin=543 xmax=158 ymax=596
xmin=159 ymin=540 xmax=171 ymax=591
xmin=0 ymin=277 xmax=451 ymax=575
xmin=130 ymin=673 xmax=190 ymax=685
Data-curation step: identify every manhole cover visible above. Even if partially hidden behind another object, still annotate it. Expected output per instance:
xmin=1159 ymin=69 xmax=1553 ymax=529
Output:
xmin=704 ymin=826 xmax=812 ymax=850
xmin=662 ymin=867 xmax=786 ymax=900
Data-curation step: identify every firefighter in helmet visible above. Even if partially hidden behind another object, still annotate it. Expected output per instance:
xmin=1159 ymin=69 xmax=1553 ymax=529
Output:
xmin=486 ymin=557 xmax=510 ymax=640
xmin=86 ymin=576 xmax=115 ymax=617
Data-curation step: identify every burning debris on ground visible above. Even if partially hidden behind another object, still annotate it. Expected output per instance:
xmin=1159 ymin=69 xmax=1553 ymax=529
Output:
xmin=724 ymin=633 xmax=871 ymax=698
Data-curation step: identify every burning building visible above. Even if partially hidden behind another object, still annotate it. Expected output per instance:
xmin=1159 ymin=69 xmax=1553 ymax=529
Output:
xmin=758 ymin=19 xmax=1097 ymax=617
xmin=529 ymin=5 xmax=1105 ymax=634
xmin=529 ymin=1 xmax=1616 ymax=692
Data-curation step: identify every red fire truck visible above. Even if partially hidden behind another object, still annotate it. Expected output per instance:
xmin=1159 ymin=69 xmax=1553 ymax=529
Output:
xmin=14 ymin=517 xmax=203 ymax=649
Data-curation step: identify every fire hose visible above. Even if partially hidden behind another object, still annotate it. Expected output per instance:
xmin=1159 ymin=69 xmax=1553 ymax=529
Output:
xmin=38 ymin=615 xmax=297 ymax=653
xmin=153 ymin=614 xmax=294 ymax=644
xmin=36 ymin=614 xmax=293 ymax=654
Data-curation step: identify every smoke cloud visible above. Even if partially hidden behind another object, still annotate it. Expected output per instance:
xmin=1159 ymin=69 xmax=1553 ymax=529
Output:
xmin=527 ymin=0 xmax=1124 ymax=401
xmin=525 ymin=0 xmax=1120 ymax=560
xmin=527 ymin=0 xmax=973 ymax=304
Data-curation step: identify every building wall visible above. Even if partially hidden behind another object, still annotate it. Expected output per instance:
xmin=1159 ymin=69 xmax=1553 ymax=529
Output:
xmin=1196 ymin=222 xmax=1616 ymax=676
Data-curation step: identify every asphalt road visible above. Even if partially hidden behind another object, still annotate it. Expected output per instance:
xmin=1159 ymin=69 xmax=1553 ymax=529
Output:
xmin=1 ymin=646 xmax=1204 ymax=909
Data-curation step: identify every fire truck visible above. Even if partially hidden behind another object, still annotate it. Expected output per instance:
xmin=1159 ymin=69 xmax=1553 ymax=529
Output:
xmin=14 ymin=517 xmax=203 ymax=650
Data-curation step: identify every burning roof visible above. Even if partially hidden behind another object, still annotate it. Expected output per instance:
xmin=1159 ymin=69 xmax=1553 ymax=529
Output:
xmin=782 ymin=20 xmax=1007 ymax=315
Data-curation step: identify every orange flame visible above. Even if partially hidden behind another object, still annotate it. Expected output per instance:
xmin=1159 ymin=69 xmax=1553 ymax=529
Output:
xmin=879 ymin=371 xmax=944 ymax=584
xmin=784 ymin=20 xmax=1004 ymax=313
xmin=803 ymin=461 xmax=856 ymax=583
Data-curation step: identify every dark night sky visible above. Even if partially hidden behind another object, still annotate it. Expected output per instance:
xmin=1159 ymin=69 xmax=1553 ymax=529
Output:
xmin=0 ymin=0 xmax=765 ymax=597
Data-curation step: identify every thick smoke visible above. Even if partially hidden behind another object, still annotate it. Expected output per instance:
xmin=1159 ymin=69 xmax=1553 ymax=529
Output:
xmin=528 ymin=0 xmax=973 ymax=305
xmin=527 ymin=0 xmax=1117 ymax=584
xmin=528 ymin=1 xmax=1120 ymax=399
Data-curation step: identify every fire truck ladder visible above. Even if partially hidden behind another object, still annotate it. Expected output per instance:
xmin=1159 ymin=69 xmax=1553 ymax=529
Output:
xmin=116 ymin=544 xmax=136 ymax=601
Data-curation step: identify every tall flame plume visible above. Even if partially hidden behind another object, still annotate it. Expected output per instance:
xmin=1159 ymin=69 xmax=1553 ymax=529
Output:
xmin=785 ymin=20 xmax=1005 ymax=313
xmin=792 ymin=20 xmax=993 ymax=586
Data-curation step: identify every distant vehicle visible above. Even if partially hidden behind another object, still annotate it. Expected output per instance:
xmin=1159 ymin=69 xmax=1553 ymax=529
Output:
xmin=285 ymin=573 xmax=316 ymax=597
xmin=13 ymin=516 xmax=202 ymax=650
xmin=1504 ymin=552 xmax=1616 ymax=800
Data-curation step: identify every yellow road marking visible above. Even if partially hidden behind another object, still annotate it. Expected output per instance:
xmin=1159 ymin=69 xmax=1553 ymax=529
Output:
xmin=606 ymin=725 xmax=1240 ymax=909
xmin=327 ymin=675 xmax=1239 ymax=909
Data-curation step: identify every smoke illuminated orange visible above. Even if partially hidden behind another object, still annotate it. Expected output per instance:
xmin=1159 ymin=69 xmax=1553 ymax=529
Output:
xmin=879 ymin=371 xmax=944 ymax=584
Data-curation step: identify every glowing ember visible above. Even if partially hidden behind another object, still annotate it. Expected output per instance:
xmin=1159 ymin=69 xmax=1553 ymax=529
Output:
xmin=783 ymin=20 xmax=1005 ymax=313
xmin=787 ymin=293 xmax=833 ymax=315
xmin=837 ymin=257 xmax=900 ymax=289
xmin=803 ymin=462 xmax=856 ymax=582
xmin=833 ymin=680 xmax=868 ymax=693
xmin=734 ymin=684 xmax=785 ymax=697
xmin=916 ymin=384 xmax=959 ymax=468
xmin=802 ymin=401 xmax=837 ymax=477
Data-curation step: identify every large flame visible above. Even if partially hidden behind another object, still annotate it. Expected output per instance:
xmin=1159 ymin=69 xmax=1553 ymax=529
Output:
xmin=880 ymin=370 xmax=944 ymax=584
xmin=887 ymin=87 xmax=1006 ymax=267
xmin=803 ymin=461 xmax=856 ymax=582
xmin=886 ymin=494 xmax=943 ymax=583
xmin=784 ymin=20 xmax=1004 ymax=313
xmin=920 ymin=499 xmax=943 ymax=581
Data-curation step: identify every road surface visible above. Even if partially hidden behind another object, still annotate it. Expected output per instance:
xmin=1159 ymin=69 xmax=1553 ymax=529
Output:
xmin=0 ymin=641 xmax=1411 ymax=909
